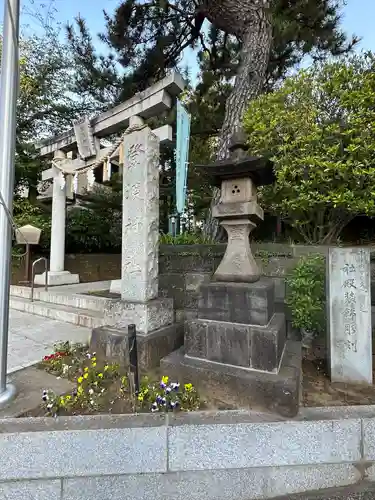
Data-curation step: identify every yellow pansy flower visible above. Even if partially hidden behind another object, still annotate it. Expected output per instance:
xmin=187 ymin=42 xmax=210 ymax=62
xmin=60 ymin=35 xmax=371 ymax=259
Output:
xmin=84 ymin=373 xmax=89 ymax=379
xmin=77 ymin=376 xmax=83 ymax=384
xmin=98 ymin=373 xmax=103 ymax=378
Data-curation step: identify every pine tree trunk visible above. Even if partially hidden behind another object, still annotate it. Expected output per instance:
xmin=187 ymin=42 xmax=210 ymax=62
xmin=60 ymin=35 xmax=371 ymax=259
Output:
xmin=203 ymin=0 xmax=272 ymax=239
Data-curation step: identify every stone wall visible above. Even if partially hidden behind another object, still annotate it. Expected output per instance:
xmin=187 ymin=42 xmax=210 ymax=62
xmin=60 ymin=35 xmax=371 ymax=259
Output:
xmin=1 ymin=407 xmax=375 ymax=499
xmin=158 ymin=243 xmax=312 ymax=325
xmin=11 ymin=253 xmax=122 ymax=285
xmin=12 ymin=243 xmax=375 ymax=311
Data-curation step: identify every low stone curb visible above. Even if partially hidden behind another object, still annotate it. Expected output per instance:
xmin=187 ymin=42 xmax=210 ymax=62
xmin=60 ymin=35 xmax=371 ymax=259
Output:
xmin=1 ymin=406 xmax=375 ymax=499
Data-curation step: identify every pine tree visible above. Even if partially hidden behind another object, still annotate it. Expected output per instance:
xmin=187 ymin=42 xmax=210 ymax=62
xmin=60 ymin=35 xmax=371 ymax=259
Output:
xmin=67 ymin=0 xmax=358 ymax=235
xmin=67 ymin=0 xmax=357 ymax=144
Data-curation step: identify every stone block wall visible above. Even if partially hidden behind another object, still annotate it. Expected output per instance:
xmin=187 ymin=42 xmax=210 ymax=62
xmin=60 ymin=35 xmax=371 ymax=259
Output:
xmin=11 ymin=253 xmax=122 ymax=285
xmin=1 ymin=407 xmax=375 ymax=499
xmin=158 ymin=243 xmax=306 ymax=332
xmin=159 ymin=245 xmax=225 ymax=322
xmin=12 ymin=242 xmax=375 ymax=314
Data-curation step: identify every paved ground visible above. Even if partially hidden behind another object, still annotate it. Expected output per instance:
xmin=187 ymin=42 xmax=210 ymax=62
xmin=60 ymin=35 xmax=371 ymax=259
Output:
xmin=274 ymin=483 xmax=375 ymax=499
xmin=7 ymin=309 xmax=91 ymax=374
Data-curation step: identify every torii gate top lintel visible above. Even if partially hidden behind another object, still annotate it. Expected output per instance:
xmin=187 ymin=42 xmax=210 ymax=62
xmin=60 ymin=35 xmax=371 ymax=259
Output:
xmin=37 ymin=71 xmax=185 ymax=158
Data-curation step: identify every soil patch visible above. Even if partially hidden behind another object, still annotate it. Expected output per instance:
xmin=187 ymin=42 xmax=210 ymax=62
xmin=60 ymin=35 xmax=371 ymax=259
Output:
xmin=84 ymin=289 xmax=120 ymax=299
xmin=302 ymin=354 xmax=375 ymax=406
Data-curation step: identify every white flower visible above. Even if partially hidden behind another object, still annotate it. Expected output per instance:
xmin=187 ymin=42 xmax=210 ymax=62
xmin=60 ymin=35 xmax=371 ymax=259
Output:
xmin=90 ymin=399 xmax=94 ymax=405
xmin=89 ymin=388 xmax=94 ymax=395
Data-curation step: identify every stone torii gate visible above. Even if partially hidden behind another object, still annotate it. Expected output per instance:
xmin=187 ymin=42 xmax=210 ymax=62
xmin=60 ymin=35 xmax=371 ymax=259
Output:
xmin=34 ymin=72 xmax=185 ymax=286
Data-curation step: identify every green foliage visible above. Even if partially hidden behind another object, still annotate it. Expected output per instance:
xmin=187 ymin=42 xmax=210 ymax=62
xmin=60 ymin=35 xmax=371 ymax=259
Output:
xmin=285 ymin=254 xmax=325 ymax=334
xmin=41 ymin=346 xmax=200 ymax=416
xmin=244 ymin=52 xmax=375 ymax=244
xmin=65 ymin=1 xmax=358 ymax=225
xmin=159 ymin=232 xmax=215 ymax=245
xmin=13 ymin=198 xmax=51 ymax=251
xmin=11 ymin=32 xmax=94 ymax=194
xmin=42 ymin=348 xmax=121 ymax=416
xmin=67 ymin=0 xmax=357 ymax=107
xmin=66 ymin=206 xmax=122 ymax=253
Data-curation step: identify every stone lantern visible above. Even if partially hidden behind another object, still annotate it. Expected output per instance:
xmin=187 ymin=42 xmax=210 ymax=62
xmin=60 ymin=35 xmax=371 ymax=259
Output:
xmin=161 ymin=129 xmax=302 ymax=418
xmin=199 ymin=129 xmax=275 ymax=283
xmin=15 ymin=224 xmax=42 ymax=283
xmin=15 ymin=224 xmax=42 ymax=246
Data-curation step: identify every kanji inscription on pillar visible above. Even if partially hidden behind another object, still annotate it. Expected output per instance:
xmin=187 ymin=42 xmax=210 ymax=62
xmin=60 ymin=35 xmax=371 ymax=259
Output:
xmin=328 ymin=247 xmax=372 ymax=384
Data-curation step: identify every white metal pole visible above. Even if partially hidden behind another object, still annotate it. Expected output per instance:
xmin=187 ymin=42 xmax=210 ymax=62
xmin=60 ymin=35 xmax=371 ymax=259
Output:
xmin=0 ymin=0 xmax=20 ymax=407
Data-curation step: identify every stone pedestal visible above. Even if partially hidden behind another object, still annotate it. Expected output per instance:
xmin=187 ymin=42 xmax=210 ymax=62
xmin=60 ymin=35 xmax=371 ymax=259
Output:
xmin=198 ymin=281 xmax=275 ymax=326
xmin=34 ymin=270 xmax=79 ymax=287
xmin=94 ymin=117 xmax=181 ymax=369
xmin=162 ymin=341 xmax=301 ymax=417
xmin=162 ymin=278 xmax=301 ymax=416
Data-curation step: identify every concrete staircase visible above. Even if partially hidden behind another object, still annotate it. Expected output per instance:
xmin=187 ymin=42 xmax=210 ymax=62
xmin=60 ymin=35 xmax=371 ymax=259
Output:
xmin=9 ymin=282 xmax=114 ymax=328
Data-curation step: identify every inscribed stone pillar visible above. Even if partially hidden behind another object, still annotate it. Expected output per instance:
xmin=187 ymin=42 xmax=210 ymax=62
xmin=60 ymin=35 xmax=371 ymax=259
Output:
xmin=121 ymin=116 xmax=159 ymax=302
xmin=328 ymin=247 xmax=372 ymax=384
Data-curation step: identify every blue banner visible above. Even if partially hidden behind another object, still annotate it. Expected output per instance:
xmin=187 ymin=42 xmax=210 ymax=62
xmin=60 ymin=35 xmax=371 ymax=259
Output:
xmin=175 ymin=99 xmax=191 ymax=214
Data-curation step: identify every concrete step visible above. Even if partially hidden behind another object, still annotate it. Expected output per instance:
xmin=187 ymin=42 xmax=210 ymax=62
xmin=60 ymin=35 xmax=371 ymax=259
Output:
xmin=9 ymin=296 xmax=106 ymax=329
xmin=10 ymin=285 xmax=113 ymax=313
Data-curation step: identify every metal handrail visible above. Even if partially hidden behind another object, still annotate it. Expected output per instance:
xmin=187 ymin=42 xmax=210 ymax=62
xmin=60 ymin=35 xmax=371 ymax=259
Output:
xmin=31 ymin=257 xmax=48 ymax=302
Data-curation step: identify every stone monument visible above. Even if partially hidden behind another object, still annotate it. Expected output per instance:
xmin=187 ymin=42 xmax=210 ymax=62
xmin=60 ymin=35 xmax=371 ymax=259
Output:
xmin=162 ymin=130 xmax=302 ymax=417
xmin=91 ymin=116 xmax=183 ymax=369
xmin=327 ymin=247 xmax=372 ymax=384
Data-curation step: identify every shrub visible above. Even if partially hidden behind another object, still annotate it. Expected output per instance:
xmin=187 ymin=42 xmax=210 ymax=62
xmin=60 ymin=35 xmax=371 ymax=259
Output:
xmin=285 ymin=254 xmax=326 ymax=335
xmin=13 ymin=198 xmax=51 ymax=251
xmin=244 ymin=52 xmax=375 ymax=244
xmin=159 ymin=232 xmax=215 ymax=245
xmin=66 ymin=207 xmax=122 ymax=253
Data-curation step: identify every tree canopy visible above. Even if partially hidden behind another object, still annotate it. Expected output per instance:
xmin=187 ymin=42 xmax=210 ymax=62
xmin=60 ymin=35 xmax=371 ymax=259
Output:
xmin=9 ymin=31 xmax=92 ymax=196
xmin=67 ymin=0 xmax=358 ymax=145
xmin=243 ymin=52 xmax=375 ymax=244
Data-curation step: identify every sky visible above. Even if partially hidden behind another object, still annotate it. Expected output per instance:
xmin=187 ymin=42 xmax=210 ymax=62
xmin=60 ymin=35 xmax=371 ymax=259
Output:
xmin=1 ymin=0 xmax=375 ymax=82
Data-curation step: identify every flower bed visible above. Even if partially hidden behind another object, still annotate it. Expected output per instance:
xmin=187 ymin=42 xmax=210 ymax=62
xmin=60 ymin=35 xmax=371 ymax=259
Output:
xmin=38 ymin=342 xmax=201 ymax=417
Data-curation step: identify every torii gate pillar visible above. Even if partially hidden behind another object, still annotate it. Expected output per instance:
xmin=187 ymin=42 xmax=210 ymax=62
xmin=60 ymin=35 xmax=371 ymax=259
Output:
xmin=34 ymin=150 xmax=79 ymax=286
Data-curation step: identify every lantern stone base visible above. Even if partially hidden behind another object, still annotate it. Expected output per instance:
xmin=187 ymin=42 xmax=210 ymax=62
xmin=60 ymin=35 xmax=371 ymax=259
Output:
xmin=34 ymin=270 xmax=80 ymax=286
xmin=162 ymin=278 xmax=302 ymax=417
xmin=184 ymin=313 xmax=286 ymax=373
xmin=198 ymin=280 xmax=275 ymax=327
xmin=161 ymin=340 xmax=301 ymax=417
